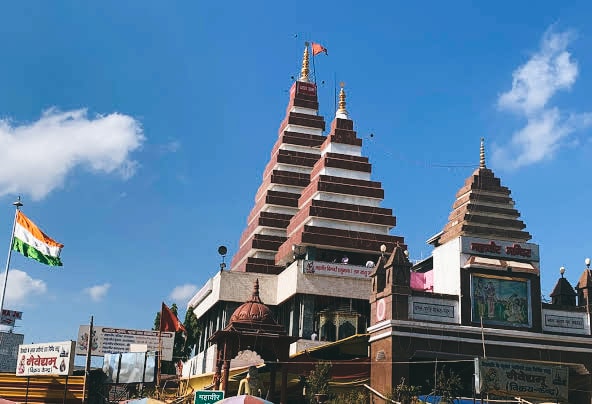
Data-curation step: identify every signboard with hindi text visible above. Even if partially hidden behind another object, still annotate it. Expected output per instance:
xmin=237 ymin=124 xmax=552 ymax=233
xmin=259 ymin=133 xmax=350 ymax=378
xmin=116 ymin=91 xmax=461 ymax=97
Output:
xmin=303 ymin=260 xmax=372 ymax=279
xmin=542 ymin=309 xmax=590 ymax=335
xmin=1 ymin=309 xmax=23 ymax=326
xmin=295 ymin=81 xmax=317 ymax=96
xmin=475 ymin=358 xmax=568 ymax=402
xmin=16 ymin=341 xmax=75 ymax=376
xmin=76 ymin=325 xmax=174 ymax=361
xmin=410 ymin=296 xmax=459 ymax=323
xmin=194 ymin=390 xmax=224 ymax=404
xmin=461 ymin=236 xmax=540 ymax=262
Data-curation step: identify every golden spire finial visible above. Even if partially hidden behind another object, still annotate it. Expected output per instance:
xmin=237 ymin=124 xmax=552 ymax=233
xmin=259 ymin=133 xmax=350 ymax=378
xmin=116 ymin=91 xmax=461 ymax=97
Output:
xmin=336 ymin=82 xmax=349 ymax=119
xmin=299 ymin=42 xmax=310 ymax=83
xmin=480 ymin=137 xmax=486 ymax=169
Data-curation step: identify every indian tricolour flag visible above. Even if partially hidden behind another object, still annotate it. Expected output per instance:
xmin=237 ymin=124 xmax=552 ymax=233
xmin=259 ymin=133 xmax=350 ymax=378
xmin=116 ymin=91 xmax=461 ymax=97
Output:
xmin=12 ymin=211 xmax=63 ymax=266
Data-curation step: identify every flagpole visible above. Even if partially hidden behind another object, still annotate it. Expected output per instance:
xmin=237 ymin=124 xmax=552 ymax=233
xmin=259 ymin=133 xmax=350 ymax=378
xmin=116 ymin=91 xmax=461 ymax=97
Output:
xmin=0 ymin=196 xmax=23 ymax=318
xmin=311 ymin=43 xmax=317 ymax=83
xmin=333 ymin=72 xmax=337 ymax=114
xmin=158 ymin=302 xmax=163 ymax=390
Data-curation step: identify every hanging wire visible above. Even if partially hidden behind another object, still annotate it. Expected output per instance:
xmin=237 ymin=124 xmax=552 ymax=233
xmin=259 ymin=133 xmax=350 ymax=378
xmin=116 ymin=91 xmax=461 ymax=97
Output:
xmin=363 ymin=133 xmax=476 ymax=171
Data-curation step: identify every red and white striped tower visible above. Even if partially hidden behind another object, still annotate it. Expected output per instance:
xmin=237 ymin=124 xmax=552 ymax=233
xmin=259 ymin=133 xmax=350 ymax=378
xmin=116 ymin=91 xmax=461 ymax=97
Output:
xmin=275 ymin=83 xmax=404 ymax=265
xmin=230 ymin=44 xmax=326 ymax=273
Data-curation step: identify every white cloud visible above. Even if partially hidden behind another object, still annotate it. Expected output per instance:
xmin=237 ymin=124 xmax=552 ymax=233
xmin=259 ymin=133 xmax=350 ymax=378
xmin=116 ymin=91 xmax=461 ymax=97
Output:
xmin=0 ymin=108 xmax=144 ymax=200
xmin=494 ymin=27 xmax=591 ymax=168
xmin=169 ymin=284 xmax=198 ymax=302
xmin=84 ymin=283 xmax=111 ymax=302
xmin=498 ymin=29 xmax=577 ymax=114
xmin=0 ymin=269 xmax=47 ymax=306
xmin=493 ymin=108 xmax=592 ymax=167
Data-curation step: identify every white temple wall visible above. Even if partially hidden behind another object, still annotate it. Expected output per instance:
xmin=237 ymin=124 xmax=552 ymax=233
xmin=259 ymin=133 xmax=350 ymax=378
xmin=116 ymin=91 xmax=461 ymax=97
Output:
xmin=432 ymin=237 xmax=462 ymax=296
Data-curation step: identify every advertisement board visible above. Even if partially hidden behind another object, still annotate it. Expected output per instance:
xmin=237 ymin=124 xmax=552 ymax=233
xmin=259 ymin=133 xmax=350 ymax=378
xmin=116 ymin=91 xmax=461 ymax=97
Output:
xmin=1 ymin=309 xmax=23 ymax=326
xmin=16 ymin=341 xmax=75 ymax=376
xmin=76 ymin=325 xmax=174 ymax=361
xmin=476 ymin=358 xmax=568 ymax=402
xmin=0 ymin=332 xmax=24 ymax=372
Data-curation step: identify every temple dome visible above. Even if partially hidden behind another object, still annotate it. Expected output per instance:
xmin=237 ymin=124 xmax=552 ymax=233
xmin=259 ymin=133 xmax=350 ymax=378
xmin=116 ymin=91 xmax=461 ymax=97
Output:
xmin=229 ymin=279 xmax=276 ymax=324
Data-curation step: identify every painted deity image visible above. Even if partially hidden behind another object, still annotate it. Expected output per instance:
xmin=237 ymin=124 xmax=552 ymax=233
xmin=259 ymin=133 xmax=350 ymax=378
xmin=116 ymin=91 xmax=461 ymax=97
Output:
xmin=78 ymin=329 xmax=99 ymax=352
xmin=472 ymin=275 xmax=530 ymax=326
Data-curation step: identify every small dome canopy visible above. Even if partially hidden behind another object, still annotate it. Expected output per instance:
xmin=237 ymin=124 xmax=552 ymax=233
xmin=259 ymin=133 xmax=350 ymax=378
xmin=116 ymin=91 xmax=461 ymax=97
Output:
xmin=550 ymin=272 xmax=576 ymax=307
xmin=229 ymin=279 xmax=276 ymax=325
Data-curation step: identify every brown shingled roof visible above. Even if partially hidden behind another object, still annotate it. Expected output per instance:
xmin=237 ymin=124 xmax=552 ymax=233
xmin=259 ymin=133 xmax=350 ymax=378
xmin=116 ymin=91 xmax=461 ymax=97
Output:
xmin=438 ymin=166 xmax=532 ymax=245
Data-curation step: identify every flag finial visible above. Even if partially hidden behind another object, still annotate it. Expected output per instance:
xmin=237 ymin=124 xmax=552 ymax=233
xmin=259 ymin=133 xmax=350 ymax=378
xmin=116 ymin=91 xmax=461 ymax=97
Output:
xmin=299 ymin=43 xmax=310 ymax=83
xmin=253 ymin=278 xmax=260 ymax=298
xmin=480 ymin=137 xmax=486 ymax=169
xmin=13 ymin=196 xmax=23 ymax=209
xmin=336 ymin=82 xmax=349 ymax=119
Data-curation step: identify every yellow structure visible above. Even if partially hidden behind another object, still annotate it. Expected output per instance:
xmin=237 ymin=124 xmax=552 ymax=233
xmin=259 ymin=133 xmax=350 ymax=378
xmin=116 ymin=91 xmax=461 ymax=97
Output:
xmin=0 ymin=372 xmax=84 ymax=403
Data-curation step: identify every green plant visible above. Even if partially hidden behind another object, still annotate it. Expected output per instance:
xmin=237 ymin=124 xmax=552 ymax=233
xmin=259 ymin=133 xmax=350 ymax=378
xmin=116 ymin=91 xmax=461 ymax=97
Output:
xmin=429 ymin=367 xmax=462 ymax=403
xmin=388 ymin=377 xmax=422 ymax=404
xmin=306 ymin=361 xmax=332 ymax=402
xmin=330 ymin=389 xmax=370 ymax=403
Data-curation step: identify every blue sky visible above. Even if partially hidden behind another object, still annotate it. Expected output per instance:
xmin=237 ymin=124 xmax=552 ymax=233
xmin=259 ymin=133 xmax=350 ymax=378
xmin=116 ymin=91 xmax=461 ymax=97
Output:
xmin=0 ymin=1 xmax=591 ymax=345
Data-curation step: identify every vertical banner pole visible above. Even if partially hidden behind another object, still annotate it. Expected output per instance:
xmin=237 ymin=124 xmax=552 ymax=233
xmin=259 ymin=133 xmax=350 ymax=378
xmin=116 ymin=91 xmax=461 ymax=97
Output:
xmin=25 ymin=376 xmax=30 ymax=403
xmin=158 ymin=303 xmax=163 ymax=391
xmin=82 ymin=315 xmax=94 ymax=403
xmin=62 ymin=374 xmax=69 ymax=404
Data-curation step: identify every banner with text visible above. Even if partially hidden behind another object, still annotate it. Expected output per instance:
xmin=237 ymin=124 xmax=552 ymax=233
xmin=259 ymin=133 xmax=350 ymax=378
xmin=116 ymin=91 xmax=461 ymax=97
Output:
xmin=542 ymin=309 xmax=589 ymax=335
xmin=195 ymin=390 xmax=224 ymax=404
xmin=303 ymin=260 xmax=372 ymax=278
xmin=1 ymin=309 xmax=23 ymax=326
xmin=461 ymin=236 xmax=540 ymax=262
xmin=16 ymin=341 xmax=75 ymax=377
xmin=476 ymin=358 xmax=568 ymax=402
xmin=76 ymin=325 xmax=175 ymax=361
xmin=410 ymin=296 xmax=459 ymax=323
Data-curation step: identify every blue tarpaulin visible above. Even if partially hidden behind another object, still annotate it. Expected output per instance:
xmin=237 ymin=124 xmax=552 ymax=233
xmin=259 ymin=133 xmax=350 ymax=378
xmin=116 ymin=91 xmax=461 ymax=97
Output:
xmin=418 ymin=396 xmax=479 ymax=403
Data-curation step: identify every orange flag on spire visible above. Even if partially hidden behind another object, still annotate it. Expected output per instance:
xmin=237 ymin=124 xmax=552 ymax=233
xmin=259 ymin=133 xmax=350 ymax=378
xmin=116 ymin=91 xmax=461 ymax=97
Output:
xmin=312 ymin=42 xmax=328 ymax=56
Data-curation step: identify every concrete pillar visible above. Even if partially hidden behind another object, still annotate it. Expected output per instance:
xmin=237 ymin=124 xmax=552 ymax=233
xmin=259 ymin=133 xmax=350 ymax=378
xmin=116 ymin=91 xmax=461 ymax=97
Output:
xmin=289 ymin=297 xmax=298 ymax=336
xmin=301 ymin=294 xmax=315 ymax=338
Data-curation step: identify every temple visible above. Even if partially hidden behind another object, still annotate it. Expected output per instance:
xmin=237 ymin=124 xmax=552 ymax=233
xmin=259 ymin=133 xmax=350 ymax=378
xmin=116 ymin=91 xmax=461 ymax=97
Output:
xmin=185 ymin=44 xmax=403 ymax=395
xmin=185 ymin=46 xmax=592 ymax=403
xmin=369 ymin=139 xmax=592 ymax=403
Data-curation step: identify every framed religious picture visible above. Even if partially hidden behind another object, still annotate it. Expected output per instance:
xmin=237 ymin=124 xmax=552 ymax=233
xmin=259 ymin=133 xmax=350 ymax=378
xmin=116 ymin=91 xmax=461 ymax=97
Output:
xmin=471 ymin=274 xmax=531 ymax=327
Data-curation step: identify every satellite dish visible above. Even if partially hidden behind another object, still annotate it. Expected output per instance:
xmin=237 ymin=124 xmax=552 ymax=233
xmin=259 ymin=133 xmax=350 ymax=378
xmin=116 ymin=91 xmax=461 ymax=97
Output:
xmin=218 ymin=246 xmax=227 ymax=256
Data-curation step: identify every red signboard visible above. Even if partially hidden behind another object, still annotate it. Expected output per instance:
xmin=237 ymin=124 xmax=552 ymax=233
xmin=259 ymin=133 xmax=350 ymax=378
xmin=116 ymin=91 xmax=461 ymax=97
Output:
xmin=2 ymin=310 xmax=22 ymax=320
xmin=296 ymin=81 xmax=317 ymax=96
